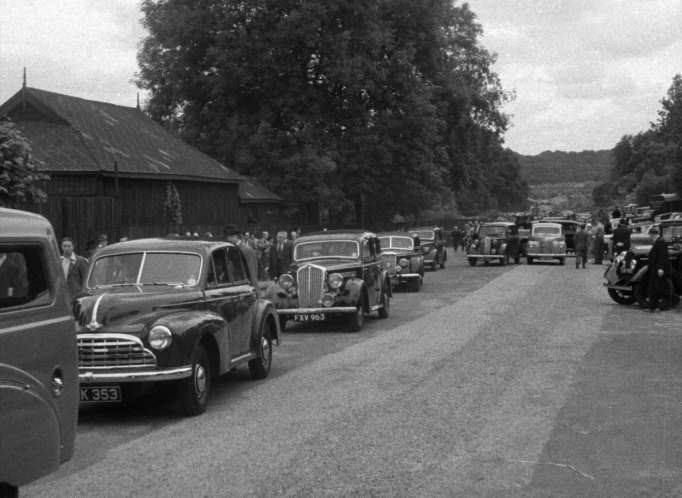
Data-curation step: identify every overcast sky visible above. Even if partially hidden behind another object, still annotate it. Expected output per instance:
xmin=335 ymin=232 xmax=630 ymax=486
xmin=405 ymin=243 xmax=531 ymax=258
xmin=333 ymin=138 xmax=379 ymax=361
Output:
xmin=1 ymin=0 xmax=680 ymax=155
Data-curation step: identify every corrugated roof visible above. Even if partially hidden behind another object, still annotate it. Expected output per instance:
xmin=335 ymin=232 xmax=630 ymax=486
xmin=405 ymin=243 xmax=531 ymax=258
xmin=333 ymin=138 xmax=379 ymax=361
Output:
xmin=0 ymin=87 xmax=243 ymax=184
xmin=239 ymin=176 xmax=282 ymax=203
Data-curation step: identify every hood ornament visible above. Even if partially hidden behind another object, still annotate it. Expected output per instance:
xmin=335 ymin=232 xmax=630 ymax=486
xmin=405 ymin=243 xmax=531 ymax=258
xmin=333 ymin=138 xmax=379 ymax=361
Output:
xmin=86 ymin=294 xmax=106 ymax=331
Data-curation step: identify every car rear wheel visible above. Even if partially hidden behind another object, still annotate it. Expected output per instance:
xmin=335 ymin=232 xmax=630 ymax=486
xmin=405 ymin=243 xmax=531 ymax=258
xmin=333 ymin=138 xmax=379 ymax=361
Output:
xmin=378 ymin=287 xmax=390 ymax=318
xmin=248 ymin=324 xmax=273 ymax=379
xmin=178 ymin=344 xmax=211 ymax=416
xmin=349 ymin=302 xmax=364 ymax=332
xmin=468 ymin=258 xmax=477 ymax=266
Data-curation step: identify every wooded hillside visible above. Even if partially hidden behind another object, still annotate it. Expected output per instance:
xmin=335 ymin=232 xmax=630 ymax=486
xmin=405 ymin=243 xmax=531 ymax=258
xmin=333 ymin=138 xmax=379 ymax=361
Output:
xmin=516 ymin=150 xmax=612 ymax=185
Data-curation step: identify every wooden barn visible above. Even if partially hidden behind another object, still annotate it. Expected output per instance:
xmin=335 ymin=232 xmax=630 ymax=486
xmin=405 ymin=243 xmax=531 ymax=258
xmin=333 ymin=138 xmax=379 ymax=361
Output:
xmin=0 ymin=86 xmax=283 ymax=252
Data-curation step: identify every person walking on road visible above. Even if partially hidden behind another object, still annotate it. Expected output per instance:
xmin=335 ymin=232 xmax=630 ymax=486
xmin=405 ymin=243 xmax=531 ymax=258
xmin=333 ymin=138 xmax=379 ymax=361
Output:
xmin=592 ymin=217 xmax=605 ymax=264
xmin=573 ymin=224 xmax=589 ymax=269
xmin=61 ymin=237 xmax=88 ymax=301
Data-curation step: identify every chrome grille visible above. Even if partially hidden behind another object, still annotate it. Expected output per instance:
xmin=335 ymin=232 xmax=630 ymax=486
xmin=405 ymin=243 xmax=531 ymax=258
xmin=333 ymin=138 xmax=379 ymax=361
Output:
xmin=78 ymin=334 xmax=156 ymax=369
xmin=297 ymin=265 xmax=325 ymax=307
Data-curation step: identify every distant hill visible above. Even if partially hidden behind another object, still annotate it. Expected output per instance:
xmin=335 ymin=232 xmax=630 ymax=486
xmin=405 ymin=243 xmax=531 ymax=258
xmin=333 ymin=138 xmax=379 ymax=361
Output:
xmin=515 ymin=150 xmax=612 ymax=185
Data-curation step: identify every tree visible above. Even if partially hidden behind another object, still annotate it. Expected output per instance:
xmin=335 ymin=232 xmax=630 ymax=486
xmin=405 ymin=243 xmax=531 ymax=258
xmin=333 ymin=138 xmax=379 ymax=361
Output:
xmin=136 ymin=0 xmax=524 ymax=222
xmin=0 ymin=120 xmax=49 ymax=208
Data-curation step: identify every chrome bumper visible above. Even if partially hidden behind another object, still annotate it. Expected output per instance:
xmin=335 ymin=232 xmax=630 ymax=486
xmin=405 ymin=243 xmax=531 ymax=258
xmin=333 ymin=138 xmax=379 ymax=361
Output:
xmin=526 ymin=252 xmax=567 ymax=258
xmin=79 ymin=366 xmax=192 ymax=383
xmin=397 ymin=273 xmax=420 ymax=279
xmin=278 ymin=307 xmax=357 ymax=314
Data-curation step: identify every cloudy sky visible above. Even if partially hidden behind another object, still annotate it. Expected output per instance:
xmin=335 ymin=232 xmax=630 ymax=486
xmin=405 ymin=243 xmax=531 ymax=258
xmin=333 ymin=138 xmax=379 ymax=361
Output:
xmin=1 ymin=0 xmax=680 ymax=155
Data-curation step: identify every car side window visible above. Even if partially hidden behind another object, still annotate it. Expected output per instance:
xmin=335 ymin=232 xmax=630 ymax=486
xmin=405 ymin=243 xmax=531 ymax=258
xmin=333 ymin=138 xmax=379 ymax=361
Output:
xmin=208 ymin=249 xmax=230 ymax=286
xmin=0 ymin=245 xmax=51 ymax=311
xmin=227 ymin=247 xmax=247 ymax=283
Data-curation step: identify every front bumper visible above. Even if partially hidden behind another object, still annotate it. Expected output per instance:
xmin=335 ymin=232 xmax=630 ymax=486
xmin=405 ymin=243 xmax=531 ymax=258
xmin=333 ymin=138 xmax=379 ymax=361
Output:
xmin=79 ymin=366 xmax=192 ymax=383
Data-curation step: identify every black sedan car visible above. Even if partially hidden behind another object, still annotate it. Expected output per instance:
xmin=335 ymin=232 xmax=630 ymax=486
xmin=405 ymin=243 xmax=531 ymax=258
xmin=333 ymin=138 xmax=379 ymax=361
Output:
xmin=407 ymin=226 xmax=447 ymax=270
xmin=378 ymin=232 xmax=424 ymax=292
xmin=264 ymin=230 xmax=391 ymax=332
xmin=74 ymin=237 xmax=280 ymax=416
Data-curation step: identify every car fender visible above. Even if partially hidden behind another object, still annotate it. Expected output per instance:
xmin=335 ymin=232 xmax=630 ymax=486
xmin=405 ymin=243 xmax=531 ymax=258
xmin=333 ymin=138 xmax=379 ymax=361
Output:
xmin=380 ymin=269 xmax=393 ymax=298
xmin=337 ymin=278 xmax=366 ymax=308
xmin=630 ymin=265 xmax=649 ymax=283
xmin=251 ymin=298 xmax=281 ymax=348
xmin=150 ymin=310 xmax=230 ymax=374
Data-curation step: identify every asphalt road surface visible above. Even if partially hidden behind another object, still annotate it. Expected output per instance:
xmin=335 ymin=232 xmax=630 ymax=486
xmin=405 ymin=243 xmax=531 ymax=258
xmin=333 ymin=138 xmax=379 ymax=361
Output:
xmin=25 ymin=251 xmax=682 ymax=497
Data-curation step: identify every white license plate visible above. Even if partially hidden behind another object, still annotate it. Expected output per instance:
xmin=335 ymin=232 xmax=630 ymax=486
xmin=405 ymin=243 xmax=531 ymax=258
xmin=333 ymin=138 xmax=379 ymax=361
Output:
xmin=293 ymin=313 xmax=326 ymax=322
xmin=80 ymin=386 xmax=121 ymax=402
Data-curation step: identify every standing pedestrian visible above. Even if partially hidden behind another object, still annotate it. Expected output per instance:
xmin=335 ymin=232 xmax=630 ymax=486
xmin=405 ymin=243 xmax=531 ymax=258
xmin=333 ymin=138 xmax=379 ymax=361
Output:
xmin=573 ymin=224 xmax=589 ymax=269
xmin=256 ymin=231 xmax=271 ymax=280
xmin=269 ymin=230 xmax=292 ymax=280
xmin=646 ymin=226 xmax=672 ymax=312
xmin=592 ymin=217 xmax=605 ymax=264
xmin=223 ymin=224 xmax=259 ymax=287
xmin=61 ymin=237 xmax=88 ymax=301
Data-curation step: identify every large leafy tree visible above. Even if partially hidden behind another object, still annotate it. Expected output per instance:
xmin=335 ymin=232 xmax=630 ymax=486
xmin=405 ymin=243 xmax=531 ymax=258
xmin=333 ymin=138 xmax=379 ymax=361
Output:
xmin=596 ymin=74 xmax=682 ymax=205
xmin=0 ymin=120 xmax=49 ymax=208
xmin=136 ymin=0 xmax=526 ymax=222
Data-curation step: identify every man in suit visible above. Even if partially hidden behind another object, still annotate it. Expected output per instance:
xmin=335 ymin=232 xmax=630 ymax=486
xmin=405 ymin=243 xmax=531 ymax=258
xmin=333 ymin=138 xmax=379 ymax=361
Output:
xmin=0 ymin=252 xmax=24 ymax=298
xmin=61 ymin=237 xmax=88 ymax=301
xmin=223 ymin=224 xmax=259 ymax=287
xmin=646 ymin=226 xmax=672 ymax=312
xmin=269 ymin=230 xmax=292 ymax=280
xmin=573 ymin=224 xmax=589 ymax=269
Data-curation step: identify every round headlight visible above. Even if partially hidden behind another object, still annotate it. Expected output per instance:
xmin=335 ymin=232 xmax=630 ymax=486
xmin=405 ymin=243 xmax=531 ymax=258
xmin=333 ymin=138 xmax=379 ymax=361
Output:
xmin=328 ymin=273 xmax=343 ymax=289
xmin=149 ymin=325 xmax=172 ymax=350
xmin=279 ymin=274 xmax=294 ymax=290
xmin=320 ymin=293 xmax=335 ymax=307
xmin=399 ymin=258 xmax=409 ymax=268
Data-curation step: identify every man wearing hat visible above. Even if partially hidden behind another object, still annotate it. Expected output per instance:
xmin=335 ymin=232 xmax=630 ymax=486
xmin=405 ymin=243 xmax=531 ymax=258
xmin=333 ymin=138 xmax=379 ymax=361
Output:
xmin=611 ymin=217 xmax=631 ymax=255
xmin=223 ymin=224 xmax=258 ymax=287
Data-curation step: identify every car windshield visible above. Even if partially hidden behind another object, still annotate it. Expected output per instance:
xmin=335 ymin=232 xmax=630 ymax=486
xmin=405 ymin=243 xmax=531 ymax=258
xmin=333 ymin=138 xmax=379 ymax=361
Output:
xmin=379 ymin=236 xmax=413 ymax=250
xmin=533 ymin=226 xmax=561 ymax=236
xmin=88 ymin=252 xmax=202 ymax=288
xmin=294 ymin=240 xmax=360 ymax=261
xmin=478 ymin=226 xmax=505 ymax=237
xmin=411 ymin=230 xmax=434 ymax=240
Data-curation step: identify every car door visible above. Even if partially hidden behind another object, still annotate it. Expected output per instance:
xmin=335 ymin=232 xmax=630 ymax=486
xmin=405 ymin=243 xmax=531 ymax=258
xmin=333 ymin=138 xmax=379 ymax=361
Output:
xmin=226 ymin=246 xmax=257 ymax=355
xmin=203 ymin=248 xmax=242 ymax=360
xmin=0 ymin=239 xmax=78 ymax=488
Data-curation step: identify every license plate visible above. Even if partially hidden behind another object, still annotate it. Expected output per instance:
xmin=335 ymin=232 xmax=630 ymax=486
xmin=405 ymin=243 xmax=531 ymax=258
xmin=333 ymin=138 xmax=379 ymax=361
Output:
xmin=80 ymin=386 xmax=122 ymax=402
xmin=293 ymin=313 xmax=326 ymax=322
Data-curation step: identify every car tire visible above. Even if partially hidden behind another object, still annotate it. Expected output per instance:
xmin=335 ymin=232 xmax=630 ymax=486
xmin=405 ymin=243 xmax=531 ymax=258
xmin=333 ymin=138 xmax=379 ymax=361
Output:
xmin=410 ymin=277 xmax=421 ymax=292
xmin=378 ymin=287 xmax=390 ymax=318
xmin=178 ymin=343 xmax=211 ymax=416
xmin=0 ymin=484 xmax=18 ymax=498
xmin=468 ymin=258 xmax=477 ymax=266
xmin=349 ymin=302 xmax=364 ymax=332
xmin=248 ymin=324 xmax=273 ymax=380
xmin=527 ymin=257 xmax=533 ymax=265
xmin=607 ymin=287 xmax=636 ymax=305
xmin=440 ymin=252 xmax=446 ymax=269
xmin=559 ymin=257 xmax=565 ymax=265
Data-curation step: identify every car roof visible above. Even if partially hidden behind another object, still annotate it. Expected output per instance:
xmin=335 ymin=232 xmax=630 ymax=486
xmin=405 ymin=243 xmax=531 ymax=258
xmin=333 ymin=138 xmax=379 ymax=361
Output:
xmin=93 ymin=237 xmax=233 ymax=256
xmin=532 ymin=222 xmax=563 ymax=228
xmin=0 ymin=207 xmax=55 ymax=238
xmin=295 ymin=230 xmax=376 ymax=243
xmin=407 ymin=226 xmax=442 ymax=231
xmin=480 ymin=222 xmax=515 ymax=227
xmin=377 ymin=232 xmax=419 ymax=238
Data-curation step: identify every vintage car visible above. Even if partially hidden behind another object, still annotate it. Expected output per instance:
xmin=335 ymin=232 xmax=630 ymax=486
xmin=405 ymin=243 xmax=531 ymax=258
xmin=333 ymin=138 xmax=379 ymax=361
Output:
xmin=264 ymin=230 xmax=391 ymax=332
xmin=467 ymin=222 xmax=521 ymax=266
xmin=407 ymin=226 xmax=447 ymax=270
xmin=1 ymin=209 xmax=78 ymax=495
xmin=604 ymin=220 xmax=682 ymax=306
xmin=75 ymin=237 xmax=280 ymax=416
xmin=378 ymin=232 xmax=424 ymax=292
xmin=525 ymin=222 xmax=567 ymax=265
xmin=524 ymin=219 xmax=580 ymax=255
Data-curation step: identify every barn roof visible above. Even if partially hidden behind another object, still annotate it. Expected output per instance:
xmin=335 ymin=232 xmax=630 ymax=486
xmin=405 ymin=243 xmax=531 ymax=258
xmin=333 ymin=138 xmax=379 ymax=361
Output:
xmin=0 ymin=87 xmax=242 ymax=184
xmin=239 ymin=176 xmax=282 ymax=203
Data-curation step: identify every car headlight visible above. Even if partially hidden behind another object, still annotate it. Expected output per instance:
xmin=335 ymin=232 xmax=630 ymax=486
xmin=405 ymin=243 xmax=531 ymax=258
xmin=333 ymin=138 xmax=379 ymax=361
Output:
xmin=328 ymin=273 xmax=343 ymax=289
xmin=399 ymin=258 xmax=409 ymax=268
xmin=149 ymin=325 xmax=172 ymax=350
xmin=320 ymin=293 xmax=335 ymax=307
xmin=279 ymin=273 xmax=294 ymax=290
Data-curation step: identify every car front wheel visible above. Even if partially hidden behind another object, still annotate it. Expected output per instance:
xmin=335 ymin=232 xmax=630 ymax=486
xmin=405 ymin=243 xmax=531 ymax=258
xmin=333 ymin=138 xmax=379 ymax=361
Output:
xmin=349 ymin=302 xmax=364 ymax=332
xmin=249 ymin=324 xmax=273 ymax=379
xmin=378 ymin=286 xmax=390 ymax=318
xmin=178 ymin=344 xmax=211 ymax=416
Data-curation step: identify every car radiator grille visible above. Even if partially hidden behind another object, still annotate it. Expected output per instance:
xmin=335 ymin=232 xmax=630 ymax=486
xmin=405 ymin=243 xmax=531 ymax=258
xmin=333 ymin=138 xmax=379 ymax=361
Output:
xmin=78 ymin=334 xmax=156 ymax=369
xmin=297 ymin=265 xmax=325 ymax=307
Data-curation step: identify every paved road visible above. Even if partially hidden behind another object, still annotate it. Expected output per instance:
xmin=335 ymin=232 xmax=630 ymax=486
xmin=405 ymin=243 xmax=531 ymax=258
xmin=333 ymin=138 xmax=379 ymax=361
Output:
xmin=25 ymin=252 xmax=682 ymax=497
